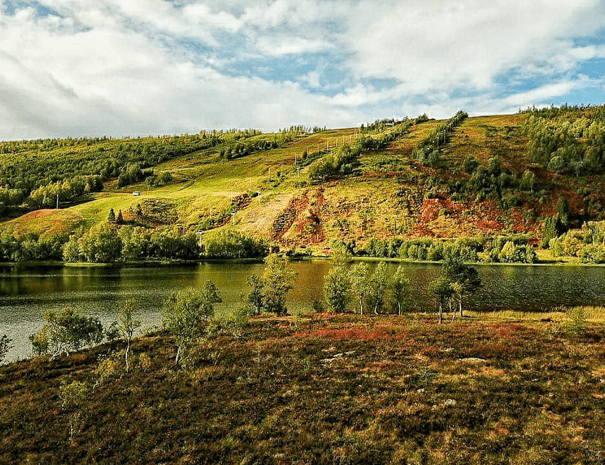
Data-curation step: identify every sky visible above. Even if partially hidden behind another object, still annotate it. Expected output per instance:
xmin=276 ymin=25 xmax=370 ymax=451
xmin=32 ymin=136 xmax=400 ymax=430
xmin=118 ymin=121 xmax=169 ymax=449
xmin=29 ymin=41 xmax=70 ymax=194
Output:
xmin=1 ymin=0 xmax=605 ymax=140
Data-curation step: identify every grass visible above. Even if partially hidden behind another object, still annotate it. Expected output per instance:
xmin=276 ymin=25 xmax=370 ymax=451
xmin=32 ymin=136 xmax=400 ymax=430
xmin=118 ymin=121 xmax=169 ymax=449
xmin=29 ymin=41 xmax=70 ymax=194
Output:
xmin=2 ymin=312 xmax=605 ymax=464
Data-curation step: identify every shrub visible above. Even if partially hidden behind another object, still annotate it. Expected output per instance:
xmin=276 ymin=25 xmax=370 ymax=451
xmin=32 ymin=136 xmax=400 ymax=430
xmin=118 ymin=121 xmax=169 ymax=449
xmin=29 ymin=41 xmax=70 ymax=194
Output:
xmin=163 ymin=283 xmax=222 ymax=366
xmin=30 ymin=308 xmax=104 ymax=358
xmin=260 ymin=254 xmax=295 ymax=315
xmin=566 ymin=307 xmax=587 ymax=334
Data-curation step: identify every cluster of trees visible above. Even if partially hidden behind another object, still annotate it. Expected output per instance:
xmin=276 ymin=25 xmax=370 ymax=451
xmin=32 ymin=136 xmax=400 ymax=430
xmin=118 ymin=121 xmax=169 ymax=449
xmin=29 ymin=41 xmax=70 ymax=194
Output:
xmin=243 ymin=254 xmax=295 ymax=316
xmin=308 ymin=144 xmax=363 ymax=180
xmin=433 ymin=154 xmax=540 ymax=208
xmin=428 ymin=257 xmax=482 ymax=323
xmin=60 ymin=224 xmax=269 ymax=263
xmin=0 ymin=223 xmax=269 ymax=263
xmin=30 ymin=308 xmax=105 ymax=358
xmin=522 ymin=104 xmax=605 ymax=175
xmin=324 ymin=259 xmax=409 ymax=315
xmin=549 ymin=221 xmax=605 ymax=263
xmin=117 ymin=164 xmax=151 ymax=188
xmin=219 ymin=140 xmax=280 ymax=160
xmin=28 ymin=300 xmax=142 ymax=372
xmin=361 ymin=115 xmax=429 ymax=133
xmin=414 ymin=111 xmax=468 ymax=166
xmin=145 ymin=171 xmax=173 ymax=188
xmin=329 ymin=236 xmax=537 ymax=264
xmin=202 ymin=230 xmax=269 ymax=259
xmin=322 ymin=251 xmax=482 ymax=322
xmin=359 ymin=237 xmax=482 ymax=262
xmin=28 ymin=175 xmax=104 ymax=208
xmin=63 ymin=224 xmax=200 ymax=262
xmin=0 ymin=231 xmax=68 ymax=261
xmin=484 ymin=235 xmax=537 ymax=263
xmin=308 ymin=117 xmax=419 ymax=181
xmin=0 ymin=186 xmax=26 ymax=215
xmin=0 ymin=131 xmax=250 ymax=210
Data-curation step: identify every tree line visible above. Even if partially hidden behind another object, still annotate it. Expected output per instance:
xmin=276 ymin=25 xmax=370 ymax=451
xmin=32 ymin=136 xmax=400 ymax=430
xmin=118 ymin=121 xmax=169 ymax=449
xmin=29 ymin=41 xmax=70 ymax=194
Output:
xmin=0 ymin=131 xmax=260 ymax=213
xmin=332 ymin=235 xmax=536 ymax=264
xmin=308 ymin=115 xmax=425 ymax=181
xmin=413 ymin=111 xmax=468 ymax=166
xmin=521 ymin=104 xmax=605 ymax=176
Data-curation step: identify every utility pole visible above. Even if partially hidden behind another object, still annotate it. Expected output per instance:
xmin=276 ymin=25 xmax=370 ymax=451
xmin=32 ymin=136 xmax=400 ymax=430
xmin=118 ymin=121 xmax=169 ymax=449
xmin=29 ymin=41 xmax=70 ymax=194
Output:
xmin=56 ymin=194 xmax=59 ymax=209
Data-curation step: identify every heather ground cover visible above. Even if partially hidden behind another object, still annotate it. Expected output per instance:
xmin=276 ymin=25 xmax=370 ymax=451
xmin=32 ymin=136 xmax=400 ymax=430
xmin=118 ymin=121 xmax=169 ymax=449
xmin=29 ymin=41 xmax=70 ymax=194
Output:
xmin=1 ymin=312 xmax=604 ymax=464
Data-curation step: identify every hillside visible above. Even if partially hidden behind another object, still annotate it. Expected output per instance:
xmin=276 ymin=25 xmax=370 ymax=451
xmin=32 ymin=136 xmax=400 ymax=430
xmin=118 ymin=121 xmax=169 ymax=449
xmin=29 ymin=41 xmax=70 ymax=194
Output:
xmin=2 ymin=108 xmax=605 ymax=258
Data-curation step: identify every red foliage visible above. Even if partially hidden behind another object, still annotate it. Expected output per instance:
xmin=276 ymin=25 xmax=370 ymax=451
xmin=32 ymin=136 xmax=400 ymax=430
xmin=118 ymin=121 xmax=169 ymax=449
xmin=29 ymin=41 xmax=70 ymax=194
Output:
xmin=295 ymin=325 xmax=406 ymax=342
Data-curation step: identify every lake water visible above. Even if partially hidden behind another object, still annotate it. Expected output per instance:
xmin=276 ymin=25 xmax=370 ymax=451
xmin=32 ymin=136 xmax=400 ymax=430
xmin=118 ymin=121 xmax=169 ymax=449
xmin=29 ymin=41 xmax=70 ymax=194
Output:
xmin=1 ymin=260 xmax=605 ymax=362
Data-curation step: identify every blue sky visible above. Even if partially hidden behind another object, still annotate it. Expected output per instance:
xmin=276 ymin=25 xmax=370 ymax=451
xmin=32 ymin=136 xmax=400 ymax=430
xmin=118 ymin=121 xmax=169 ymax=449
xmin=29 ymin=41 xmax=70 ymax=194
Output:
xmin=1 ymin=0 xmax=605 ymax=139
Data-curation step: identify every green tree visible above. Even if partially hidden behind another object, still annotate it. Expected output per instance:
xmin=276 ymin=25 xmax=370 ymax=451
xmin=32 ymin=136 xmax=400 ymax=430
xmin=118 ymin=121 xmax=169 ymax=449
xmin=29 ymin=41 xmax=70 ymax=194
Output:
xmin=366 ymin=262 xmax=389 ymax=314
xmin=324 ymin=264 xmax=351 ymax=313
xmin=350 ymin=263 xmax=370 ymax=315
xmin=30 ymin=308 xmax=104 ymax=358
xmin=116 ymin=210 xmax=124 ymax=224
xmin=163 ymin=283 xmax=221 ymax=366
xmin=0 ymin=334 xmax=12 ymax=363
xmin=558 ymin=195 xmax=570 ymax=226
xmin=116 ymin=300 xmax=141 ymax=372
xmin=440 ymin=256 xmax=481 ymax=318
xmin=245 ymin=274 xmax=264 ymax=315
xmin=542 ymin=216 xmax=560 ymax=248
xmin=108 ymin=208 xmax=116 ymax=223
xmin=261 ymin=254 xmax=295 ymax=315
xmin=390 ymin=265 xmax=410 ymax=315
xmin=429 ymin=276 xmax=454 ymax=324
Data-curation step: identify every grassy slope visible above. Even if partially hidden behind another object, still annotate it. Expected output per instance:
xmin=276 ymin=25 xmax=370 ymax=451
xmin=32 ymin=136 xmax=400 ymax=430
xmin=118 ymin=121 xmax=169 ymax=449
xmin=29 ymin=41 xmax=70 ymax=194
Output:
xmin=4 ymin=114 xmax=605 ymax=254
xmin=1 ymin=314 xmax=605 ymax=464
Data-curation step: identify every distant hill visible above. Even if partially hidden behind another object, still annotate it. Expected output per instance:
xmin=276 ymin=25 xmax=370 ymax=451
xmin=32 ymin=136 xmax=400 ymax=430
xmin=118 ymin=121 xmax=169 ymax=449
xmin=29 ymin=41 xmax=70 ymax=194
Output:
xmin=2 ymin=107 xmax=605 ymax=257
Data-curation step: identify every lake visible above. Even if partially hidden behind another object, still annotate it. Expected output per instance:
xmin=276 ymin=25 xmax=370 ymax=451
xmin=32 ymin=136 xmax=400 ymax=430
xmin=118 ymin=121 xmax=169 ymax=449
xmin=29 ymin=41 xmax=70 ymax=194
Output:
xmin=2 ymin=260 xmax=605 ymax=362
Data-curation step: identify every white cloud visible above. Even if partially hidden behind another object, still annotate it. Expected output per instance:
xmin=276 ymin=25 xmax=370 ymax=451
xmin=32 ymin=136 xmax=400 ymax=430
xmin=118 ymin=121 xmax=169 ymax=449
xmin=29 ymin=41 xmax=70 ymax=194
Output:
xmin=1 ymin=0 xmax=605 ymax=139
xmin=256 ymin=35 xmax=332 ymax=56
xmin=343 ymin=0 xmax=605 ymax=92
xmin=299 ymin=70 xmax=320 ymax=88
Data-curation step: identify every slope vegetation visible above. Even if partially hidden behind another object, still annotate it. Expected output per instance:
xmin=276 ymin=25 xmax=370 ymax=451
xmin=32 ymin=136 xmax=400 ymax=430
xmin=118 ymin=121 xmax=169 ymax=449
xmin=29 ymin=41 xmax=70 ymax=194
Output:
xmin=2 ymin=108 xmax=605 ymax=257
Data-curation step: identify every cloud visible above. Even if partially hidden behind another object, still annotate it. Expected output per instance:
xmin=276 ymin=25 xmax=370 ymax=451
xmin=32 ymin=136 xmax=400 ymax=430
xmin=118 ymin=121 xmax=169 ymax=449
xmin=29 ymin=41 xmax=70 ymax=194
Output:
xmin=343 ymin=0 xmax=605 ymax=91
xmin=1 ymin=0 xmax=605 ymax=139
xmin=256 ymin=36 xmax=332 ymax=56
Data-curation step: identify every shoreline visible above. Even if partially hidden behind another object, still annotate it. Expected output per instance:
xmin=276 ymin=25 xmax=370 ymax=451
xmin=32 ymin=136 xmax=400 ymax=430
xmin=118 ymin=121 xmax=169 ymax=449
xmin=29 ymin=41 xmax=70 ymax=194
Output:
xmin=1 ymin=256 xmax=602 ymax=268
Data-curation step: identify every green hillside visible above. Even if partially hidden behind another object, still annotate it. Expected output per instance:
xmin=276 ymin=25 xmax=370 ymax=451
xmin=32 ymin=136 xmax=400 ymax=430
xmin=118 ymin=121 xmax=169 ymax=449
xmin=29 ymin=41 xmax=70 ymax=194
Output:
xmin=2 ymin=107 xmax=605 ymax=261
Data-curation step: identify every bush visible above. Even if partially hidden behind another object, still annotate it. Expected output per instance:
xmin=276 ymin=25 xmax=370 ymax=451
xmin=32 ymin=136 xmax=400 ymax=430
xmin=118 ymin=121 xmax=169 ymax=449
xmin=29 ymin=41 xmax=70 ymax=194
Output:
xmin=163 ymin=283 xmax=222 ymax=366
xmin=30 ymin=308 xmax=104 ymax=358
xmin=260 ymin=254 xmax=295 ymax=315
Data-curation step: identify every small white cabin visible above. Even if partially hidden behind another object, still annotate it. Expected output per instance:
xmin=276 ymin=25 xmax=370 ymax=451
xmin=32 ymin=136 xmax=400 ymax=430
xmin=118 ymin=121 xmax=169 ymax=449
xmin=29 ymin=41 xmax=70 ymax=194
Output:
xmin=133 ymin=192 xmax=141 ymax=196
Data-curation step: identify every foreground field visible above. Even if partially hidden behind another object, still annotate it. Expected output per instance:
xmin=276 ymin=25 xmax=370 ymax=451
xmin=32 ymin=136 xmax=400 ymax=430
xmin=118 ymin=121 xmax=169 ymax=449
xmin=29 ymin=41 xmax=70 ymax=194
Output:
xmin=1 ymin=313 xmax=604 ymax=464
